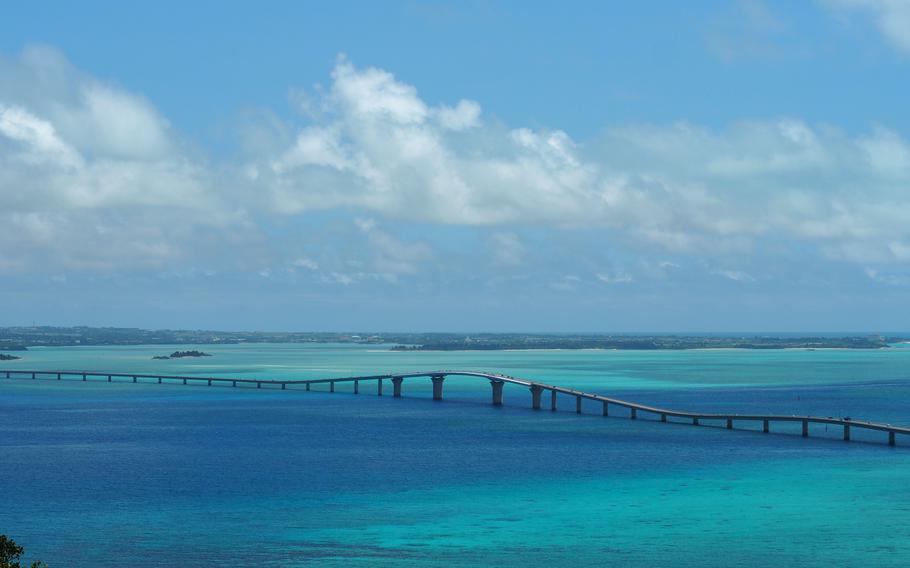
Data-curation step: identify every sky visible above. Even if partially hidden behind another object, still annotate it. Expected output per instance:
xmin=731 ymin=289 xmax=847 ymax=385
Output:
xmin=1 ymin=0 xmax=909 ymax=332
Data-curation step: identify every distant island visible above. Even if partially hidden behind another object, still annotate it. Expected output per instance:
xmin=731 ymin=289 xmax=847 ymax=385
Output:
xmin=0 ymin=353 xmax=21 ymax=361
xmin=153 ymin=350 xmax=212 ymax=360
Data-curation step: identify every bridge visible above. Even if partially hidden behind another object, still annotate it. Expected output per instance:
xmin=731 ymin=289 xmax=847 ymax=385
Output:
xmin=4 ymin=368 xmax=909 ymax=447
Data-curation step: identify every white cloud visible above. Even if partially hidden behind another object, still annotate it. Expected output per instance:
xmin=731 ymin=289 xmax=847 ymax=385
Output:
xmin=826 ymin=0 xmax=910 ymax=55
xmin=0 ymin=45 xmax=254 ymax=273
xmin=250 ymin=58 xmax=910 ymax=265
xmin=292 ymin=257 xmax=319 ymax=270
xmin=435 ymin=99 xmax=481 ymax=131
xmin=596 ymin=271 xmax=634 ymax=284
xmin=713 ymin=269 xmax=756 ymax=282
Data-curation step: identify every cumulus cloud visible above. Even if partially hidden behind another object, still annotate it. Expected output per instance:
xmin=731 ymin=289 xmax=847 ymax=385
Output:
xmin=4 ymin=46 xmax=910 ymax=290
xmin=0 ymin=45 xmax=253 ymax=272
xmin=250 ymin=58 xmax=910 ymax=264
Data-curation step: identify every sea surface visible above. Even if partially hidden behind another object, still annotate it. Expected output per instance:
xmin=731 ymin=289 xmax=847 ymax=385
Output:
xmin=2 ymin=343 xmax=910 ymax=567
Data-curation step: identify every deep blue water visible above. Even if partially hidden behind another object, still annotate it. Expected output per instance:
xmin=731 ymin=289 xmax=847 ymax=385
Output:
xmin=2 ymin=344 xmax=910 ymax=566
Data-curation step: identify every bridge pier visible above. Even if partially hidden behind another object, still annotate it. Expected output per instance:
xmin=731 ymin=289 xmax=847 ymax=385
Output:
xmin=802 ymin=420 xmax=809 ymax=437
xmin=551 ymin=390 xmax=558 ymax=411
xmin=530 ymin=385 xmax=543 ymax=410
xmin=890 ymin=431 xmax=896 ymax=446
xmin=57 ymin=373 xmax=61 ymax=380
xmin=354 ymin=380 xmax=359 ymax=394
xmin=630 ymin=408 xmax=637 ymax=420
xmin=763 ymin=419 xmax=769 ymax=433
xmin=602 ymin=401 xmax=609 ymax=416
xmin=330 ymin=381 xmax=335 ymax=393
xmin=31 ymin=372 xmax=36 ymax=380
xmin=233 ymin=381 xmax=237 ymax=388
xmin=256 ymin=382 xmax=261 ymax=389
xmin=726 ymin=418 xmax=733 ymax=430
xmin=576 ymin=396 xmax=582 ymax=414
xmin=392 ymin=376 xmax=404 ymax=398
xmin=377 ymin=378 xmax=383 ymax=396
xmin=82 ymin=373 xmax=86 ymax=382
xmin=693 ymin=417 xmax=699 ymax=426
xmin=183 ymin=378 xmax=187 ymax=385
xmin=661 ymin=413 xmax=667 ymax=423
xmin=431 ymin=375 xmax=445 ymax=400
xmin=207 ymin=379 xmax=212 ymax=386
xmin=281 ymin=383 xmax=286 ymax=390
xmin=305 ymin=383 xmax=309 ymax=391
xmin=844 ymin=424 xmax=850 ymax=441
xmin=132 ymin=376 xmax=137 ymax=384
xmin=158 ymin=377 xmax=162 ymax=384
xmin=108 ymin=375 xmax=112 ymax=382
xmin=490 ymin=380 xmax=504 ymax=406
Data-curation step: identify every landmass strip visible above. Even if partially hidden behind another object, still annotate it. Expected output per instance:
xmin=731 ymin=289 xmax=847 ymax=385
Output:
xmin=0 ymin=326 xmax=903 ymax=351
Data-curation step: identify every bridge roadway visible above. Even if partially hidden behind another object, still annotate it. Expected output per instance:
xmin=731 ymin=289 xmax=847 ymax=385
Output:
xmin=4 ymin=369 xmax=909 ymax=447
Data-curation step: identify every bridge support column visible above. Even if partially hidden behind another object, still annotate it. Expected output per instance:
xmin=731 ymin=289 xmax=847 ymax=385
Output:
xmin=431 ymin=375 xmax=445 ymax=400
xmin=256 ymin=382 xmax=261 ymax=389
xmin=108 ymin=375 xmax=112 ymax=382
xmin=576 ymin=396 xmax=582 ymax=414
xmin=281 ymin=383 xmax=286 ymax=390
xmin=726 ymin=418 xmax=733 ymax=430
xmin=207 ymin=379 xmax=212 ymax=386
xmin=132 ymin=376 xmax=137 ymax=384
xmin=661 ymin=414 xmax=667 ymax=423
xmin=551 ymin=390 xmax=558 ymax=411
xmin=490 ymin=380 xmax=504 ymax=406
xmin=330 ymin=382 xmax=335 ymax=393
xmin=392 ymin=377 xmax=403 ymax=398
xmin=158 ymin=377 xmax=162 ymax=384
xmin=31 ymin=372 xmax=36 ymax=379
xmin=233 ymin=381 xmax=237 ymax=388
xmin=305 ymin=383 xmax=309 ymax=391
xmin=693 ymin=417 xmax=699 ymax=426
xmin=844 ymin=424 xmax=850 ymax=441
xmin=57 ymin=373 xmax=61 ymax=380
xmin=530 ymin=385 xmax=543 ymax=410
xmin=763 ymin=419 xmax=769 ymax=433
xmin=889 ymin=431 xmax=896 ymax=446
xmin=82 ymin=374 xmax=86 ymax=382
xmin=630 ymin=408 xmax=637 ymax=420
xmin=602 ymin=401 xmax=609 ymax=416
xmin=354 ymin=380 xmax=359 ymax=394
xmin=378 ymin=378 xmax=383 ymax=396
xmin=802 ymin=420 xmax=809 ymax=437
xmin=183 ymin=379 xmax=187 ymax=385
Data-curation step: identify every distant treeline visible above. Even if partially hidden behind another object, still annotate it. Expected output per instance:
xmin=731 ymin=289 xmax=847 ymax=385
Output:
xmin=0 ymin=326 xmax=902 ymax=351
xmin=392 ymin=336 xmax=895 ymax=351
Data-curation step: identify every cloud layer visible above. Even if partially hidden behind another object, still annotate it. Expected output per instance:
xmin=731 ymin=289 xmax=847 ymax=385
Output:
xmin=1 ymin=46 xmax=909 ymax=300
xmin=250 ymin=57 xmax=910 ymax=266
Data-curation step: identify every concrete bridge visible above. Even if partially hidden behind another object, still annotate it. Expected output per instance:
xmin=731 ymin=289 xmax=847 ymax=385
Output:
xmin=4 ymin=368 xmax=909 ymax=447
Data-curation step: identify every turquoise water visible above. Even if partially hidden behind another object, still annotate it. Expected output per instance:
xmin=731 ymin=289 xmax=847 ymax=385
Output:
xmin=2 ymin=344 xmax=910 ymax=566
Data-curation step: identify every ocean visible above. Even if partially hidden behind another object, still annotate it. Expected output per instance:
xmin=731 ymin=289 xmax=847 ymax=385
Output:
xmin=2 ymin=343 xmax=910 ymax=566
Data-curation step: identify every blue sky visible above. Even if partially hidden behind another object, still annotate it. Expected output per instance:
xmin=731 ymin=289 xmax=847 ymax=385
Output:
xmin=1 ymin=0 xmax=909 ymax=332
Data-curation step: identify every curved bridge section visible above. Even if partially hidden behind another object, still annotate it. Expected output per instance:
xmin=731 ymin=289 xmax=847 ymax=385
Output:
xmin=4 ymin=369 xmax=908 ymax=447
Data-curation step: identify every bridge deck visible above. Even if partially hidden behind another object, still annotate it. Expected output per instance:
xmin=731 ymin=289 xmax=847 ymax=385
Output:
xmin=3 ymin=369 xmax=908 ymax=443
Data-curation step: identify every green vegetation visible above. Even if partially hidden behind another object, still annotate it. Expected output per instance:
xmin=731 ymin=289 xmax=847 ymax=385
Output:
xmin=0 ymin=535 xmax=46 ymax=568
xmin=153 ymin=350 xmax=212 ymax=360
